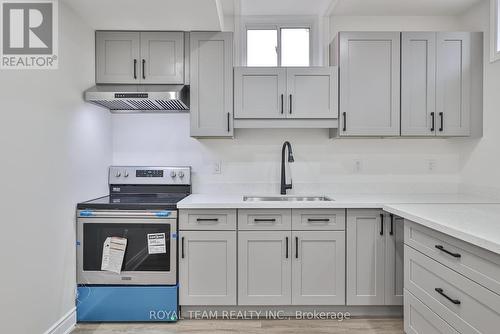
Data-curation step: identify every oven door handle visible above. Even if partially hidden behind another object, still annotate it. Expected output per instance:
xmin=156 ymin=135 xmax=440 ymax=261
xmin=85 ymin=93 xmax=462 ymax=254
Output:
xmin=78 ymin=210 xmax=175 ymax=218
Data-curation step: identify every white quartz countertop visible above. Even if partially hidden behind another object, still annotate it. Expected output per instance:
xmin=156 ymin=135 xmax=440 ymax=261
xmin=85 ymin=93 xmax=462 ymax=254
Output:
xmin=177 ymin=193 xmax=499 ymax=209
xmin=383 ymin=204 xmax=500 ymax=255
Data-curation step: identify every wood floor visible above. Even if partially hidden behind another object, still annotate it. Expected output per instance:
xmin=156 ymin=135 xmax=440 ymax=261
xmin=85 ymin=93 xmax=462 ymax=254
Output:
xmin=73 ymin=318 xmax=403 ymax=334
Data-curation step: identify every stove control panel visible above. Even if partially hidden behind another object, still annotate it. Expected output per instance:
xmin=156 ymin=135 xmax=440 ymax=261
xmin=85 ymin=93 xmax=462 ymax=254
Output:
xmin=109 ymin=166 xmax=191 ymax=185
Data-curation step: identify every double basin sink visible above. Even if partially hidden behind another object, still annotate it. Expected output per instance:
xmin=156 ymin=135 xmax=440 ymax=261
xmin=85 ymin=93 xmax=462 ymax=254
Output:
xmin=243 ymin=196 xmax=334 ymax=202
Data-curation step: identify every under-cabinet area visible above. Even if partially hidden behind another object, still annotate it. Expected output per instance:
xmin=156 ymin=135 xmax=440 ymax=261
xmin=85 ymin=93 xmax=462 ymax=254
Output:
xmin=178 ymin=208 xmax=402 ymax=309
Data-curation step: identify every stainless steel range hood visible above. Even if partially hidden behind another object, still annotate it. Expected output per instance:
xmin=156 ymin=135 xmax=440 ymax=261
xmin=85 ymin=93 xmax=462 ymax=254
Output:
xmin=84 ymin=85 xmax=189 ymax=113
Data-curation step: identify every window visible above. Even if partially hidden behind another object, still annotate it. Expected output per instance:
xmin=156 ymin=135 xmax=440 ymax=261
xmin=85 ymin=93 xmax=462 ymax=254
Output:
xmin=491 ymin=0 xmax=500 ymax=62
xmin=246 ymin=26 xmax=311 ymax=67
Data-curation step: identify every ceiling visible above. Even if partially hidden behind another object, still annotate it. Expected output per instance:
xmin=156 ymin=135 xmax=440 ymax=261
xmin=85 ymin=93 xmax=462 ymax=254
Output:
xmin=63 ymin=0 xmax=224 ymax=30
xmin=230 ymin=0 xmax=482 ymax=16
xmin=330 ymin=0 xmax=482 ymax=16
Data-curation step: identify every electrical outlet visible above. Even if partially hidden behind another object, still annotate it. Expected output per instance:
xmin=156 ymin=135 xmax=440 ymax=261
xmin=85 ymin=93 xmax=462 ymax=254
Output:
xmin=213 ymin=161 xmax=222 ymax=174
xmin=427 ymin=159 xmax=436 ymax=172
xmin=353 ymin=159 xmax=362 ymax=173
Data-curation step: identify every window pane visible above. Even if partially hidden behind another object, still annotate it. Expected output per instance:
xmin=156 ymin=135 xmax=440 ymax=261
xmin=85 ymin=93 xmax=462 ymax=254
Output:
xmin=281 ymin=28 xmax=310 ymax=66
xmin=247 ymin=29 xmax=278 ymax=67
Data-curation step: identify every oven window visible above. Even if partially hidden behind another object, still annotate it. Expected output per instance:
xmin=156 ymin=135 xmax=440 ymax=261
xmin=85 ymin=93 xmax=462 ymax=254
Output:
xmin=83 ymin=223 xmax=171 ymax=271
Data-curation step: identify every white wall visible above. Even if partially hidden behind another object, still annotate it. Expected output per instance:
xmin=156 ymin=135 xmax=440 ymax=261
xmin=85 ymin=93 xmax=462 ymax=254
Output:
xmin=459 ymin=0 xmax=500 ymax=196
xmin=112 ymin=14 xmax=469 ymax=195
xmin=0 ymin=3 xmax=112 ymax=334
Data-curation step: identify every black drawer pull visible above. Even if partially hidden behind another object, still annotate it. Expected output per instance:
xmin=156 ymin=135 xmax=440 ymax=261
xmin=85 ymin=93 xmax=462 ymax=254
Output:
xmin=430 ymin=112 xmax=435 ymax=132
xmin=435 ymin=245 xmax=461 ymax=258
xmin=254 ymin=218 xmax=276 ymax=222
xmin=295 ymin=236 xmax=299 ymax=259
xmin=289 ymin=94 xmax=292 ymax=114
xmin=227 ymin=112 xmax=231 ymax=132
xmin=281 ymin=94 xmax=284 ymax=114
xmin=285 ymin=237 xmax=289 ymax=259
xmin=342 ymin=112 xmax=347 ymax=131
xmin=439 ymin=112 xmax=444 ymax=132
xmin=307 ymin=218 xmax=330 ymax=222
xmin=142 ymin=59 xmax=146 ymax=79
xmin=380 ymin=214 xmax=384 ymax=236
xmin=389 ymin=214 xmax=394 ymax=236
xmin=196 ymin=218 xmax=219 ymax=222
xmin=181 ymin=237 xmax=185 ymax=259
xmin=133 ymin=59 xmax=137 ymax=79
xmin=435 ymin=288 xmax=461 ymax=305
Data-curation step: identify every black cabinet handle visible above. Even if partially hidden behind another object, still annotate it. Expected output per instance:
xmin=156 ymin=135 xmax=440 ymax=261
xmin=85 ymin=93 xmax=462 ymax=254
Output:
xmin=435 ymin=245 xmax=461 ymax=258
xmin=435 ymin=288 xmax=461 ymax=305
xmin=181 ymin=236 xmax=185 ymax=259
xmin=281 ymin=94 xmax=284 ymax=114
xmin=342 ymin=112 xmax=347 ymax=131
xmin=254 ymin=218 xmax=276 ymax=222
xmin=439 ymin=112 xmax=444 ymax=132
xmin=285 ymin=237 xmax=289 ymax=259
xmin=390 ymin=214 xmax=394 ymax=236
xmin=133 ymin=59 xmax=137 ymax=79
xmin=430 ymin=112 xmax=435 ymax=132
xmin=289 ymin=95 xmax=292 ymax=114
xmin=142 ymin=59 xmax=146 ymax=79
xmin=307 ymin=218 xmax=330 ymax=222
xmin=196 ymin=218 xmax=219 ymax=222
xmin=380 ymin=214 xmax=384 ymax=235
xmin=295 ymin=236 xmax=299 ymax=259
xmin=227 ymin=112 xmax=230 ymax=132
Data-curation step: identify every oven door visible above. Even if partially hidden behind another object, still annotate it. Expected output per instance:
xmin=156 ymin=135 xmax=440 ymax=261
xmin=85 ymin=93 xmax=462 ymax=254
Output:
xmin=77 ymin=211 xmax=177 ymax=285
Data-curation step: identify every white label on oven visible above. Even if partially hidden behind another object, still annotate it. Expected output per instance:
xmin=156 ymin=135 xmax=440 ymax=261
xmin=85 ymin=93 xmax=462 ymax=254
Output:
xmin=101 ymin=237 xmax=127 ymax=274
xmin=147 ymin=233 xmax=167 ymax=254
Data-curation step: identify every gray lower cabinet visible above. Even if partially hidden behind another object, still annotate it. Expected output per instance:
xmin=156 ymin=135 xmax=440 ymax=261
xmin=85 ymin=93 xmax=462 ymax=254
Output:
xmin=179 ymin=231 xmax=237 ymax=305
xmin=336 ymin=32 xmax=401 ymax=136
xmin=346 ymin=210 xmax=403 ymax=305
xmin=190 ymin=32 xmax=233 ymax=137
xmin=238 ymin=231 xmax=292 ymax=305
xmin=292 ymin=231 xmax=345 ymax=305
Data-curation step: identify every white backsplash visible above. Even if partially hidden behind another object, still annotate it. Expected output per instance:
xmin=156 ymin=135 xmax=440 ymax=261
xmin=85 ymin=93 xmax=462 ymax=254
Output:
xmin=112 ymin=113 xmax=462 ymax=195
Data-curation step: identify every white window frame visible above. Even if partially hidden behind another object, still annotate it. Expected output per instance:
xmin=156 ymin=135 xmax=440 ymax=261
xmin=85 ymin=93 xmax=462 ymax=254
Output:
xmin=241 ymin=16 xmax=319 ymax=67
xmin=491 ymin=0 xmax=500 ymax=62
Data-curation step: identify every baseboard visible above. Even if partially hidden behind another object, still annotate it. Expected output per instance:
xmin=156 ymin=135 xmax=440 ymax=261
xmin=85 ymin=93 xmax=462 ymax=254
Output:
xmin=43 ymin=307 xmax=76 ymax=334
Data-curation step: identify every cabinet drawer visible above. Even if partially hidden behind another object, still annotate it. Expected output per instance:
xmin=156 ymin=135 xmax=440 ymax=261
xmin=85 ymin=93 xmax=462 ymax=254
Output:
xmin=238 ymin=209 xmax=291 ymax=230
xmin=405 ymin=290 xmax=459 ymax=334
xmin=405 ymin=220 xmax=500 ymax=295
xmin=292 ymin=209 xmax=345 ymax=230
xmin=405 ymin=245 xmax=500 ymax=334
xmin=179 ymin=209 xmax=236 ymax=230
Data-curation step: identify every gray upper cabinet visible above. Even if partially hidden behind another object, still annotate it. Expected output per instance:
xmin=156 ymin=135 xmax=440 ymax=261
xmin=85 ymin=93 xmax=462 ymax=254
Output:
xmin=338 ymin=32 xmax=401 ymax=136
xmin=190 ymin=32 xmax=233 ymax=137
xmin=292 ymin=231 xmax=345 ymax=305
xmin=401 ymin=32 xmax=437 ymax=136
xmin=96 ymin=32 xmax=140 ymax=84
xmin=287 ymin=67 xmax=337 ymax=119
xmin=234 ymin=67 xmax=338 ymax=120
xmin=96 ymin=31 xmax=184 ymax=84
xmin=238 ymin=231 xmax=291 ymax=305
xmin=140 ymin=32 xmax=184 ymax=84
xmin=436 ymin=32 xmax=471 ymax=136
xmin=179 ymin=231 xmax=237 ymax=306
xmin=234 ymin=67 xmax=287 ymax=119
xmin=347 ymin=209 xmax=386 ymax=305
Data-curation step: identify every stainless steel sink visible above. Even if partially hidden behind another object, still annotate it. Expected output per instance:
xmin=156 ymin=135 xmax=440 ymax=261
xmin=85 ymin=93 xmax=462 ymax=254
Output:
xmin=243 ymin=196 xmax=334 ymax=202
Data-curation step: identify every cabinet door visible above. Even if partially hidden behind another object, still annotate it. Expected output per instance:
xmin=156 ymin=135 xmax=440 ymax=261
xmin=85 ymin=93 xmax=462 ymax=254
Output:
xmin=401 ymin=32 xmax=437 ymax=136
xmin=292 ymin=231 xmax=345 ymax=305
xmin=179 ymin=231 xmax=236 ymax=305
xmin=140 ymin=32 xmax=184 ymax=84
xmin=385 ymin=214 xmax=404 ymax=305
xmin=96 ymin=31 xmax=140 ymax=84
xmin=238 ymin=231 xmax=291 ymax=305
xmin=436 ymin=32 xmax=471 ymax=136
xmin=346 ymin=209 xmax=386 ymax=305
xmin=190 ymin=32 xmax=233 ymax=137
xmin=339 ymin=32 xmax=400 ymax=136
xmin=234 ymin=67 xmax=286 ymax=119
xmin=286 ymin=67 xmax=337 ymax=119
